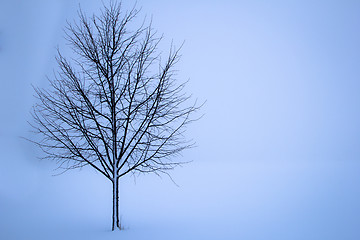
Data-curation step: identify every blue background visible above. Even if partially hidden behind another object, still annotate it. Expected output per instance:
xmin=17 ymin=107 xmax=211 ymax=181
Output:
xmin=1 ymin=0 xmax=360 ymax=239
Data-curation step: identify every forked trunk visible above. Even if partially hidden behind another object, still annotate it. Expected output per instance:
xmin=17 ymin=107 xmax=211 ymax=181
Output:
xmin=112 ymin=178 xmax=120 ymax=231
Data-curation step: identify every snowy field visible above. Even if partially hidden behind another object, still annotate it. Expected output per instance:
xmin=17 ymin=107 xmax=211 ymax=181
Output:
xmin=1 ymin=134 xmax=360 ymax=240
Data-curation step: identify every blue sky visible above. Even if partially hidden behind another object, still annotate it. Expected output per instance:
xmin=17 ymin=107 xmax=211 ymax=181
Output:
xmin=1 ymin=0 xmax=360 ymax=239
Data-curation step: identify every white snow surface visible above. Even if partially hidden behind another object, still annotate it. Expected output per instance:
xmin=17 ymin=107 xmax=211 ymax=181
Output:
xmin=1 ymin=137 xmax=360 ymax=240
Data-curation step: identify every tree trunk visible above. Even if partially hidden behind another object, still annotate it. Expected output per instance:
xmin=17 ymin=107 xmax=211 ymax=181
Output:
xmin=112 ymin=178 xmax=120 ymax=231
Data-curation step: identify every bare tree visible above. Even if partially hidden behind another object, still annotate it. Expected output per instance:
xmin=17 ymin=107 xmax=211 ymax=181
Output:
xmin=29 ymin=2 xmax=200 ymax=231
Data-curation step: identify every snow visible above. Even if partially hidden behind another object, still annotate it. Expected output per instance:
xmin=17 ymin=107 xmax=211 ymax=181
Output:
xmin=1 ymin=143 xmax=360 ymax=240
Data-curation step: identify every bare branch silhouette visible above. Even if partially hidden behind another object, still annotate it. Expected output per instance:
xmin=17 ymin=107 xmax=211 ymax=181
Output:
xmin=29 ymin=1 xmax=201 ymax=231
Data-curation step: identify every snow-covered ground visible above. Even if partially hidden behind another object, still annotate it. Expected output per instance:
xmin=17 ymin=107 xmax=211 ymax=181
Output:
xmin=1 ymin=135 xmax=360 ymax=240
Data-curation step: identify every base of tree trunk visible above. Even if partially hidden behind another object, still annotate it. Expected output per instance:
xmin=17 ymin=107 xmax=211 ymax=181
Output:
xmin=112 ymin=215 xmax=124 ymax=231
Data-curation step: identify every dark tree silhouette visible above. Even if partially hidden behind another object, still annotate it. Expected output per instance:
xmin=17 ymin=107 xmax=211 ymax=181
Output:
xmin=30 ymin=2 xmax=200 ymax=231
